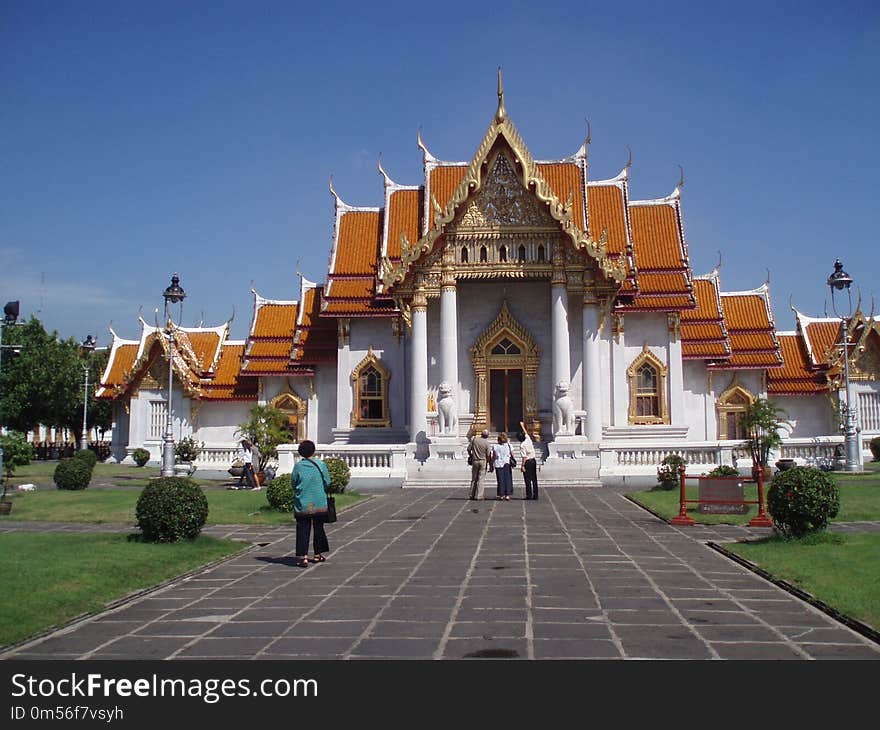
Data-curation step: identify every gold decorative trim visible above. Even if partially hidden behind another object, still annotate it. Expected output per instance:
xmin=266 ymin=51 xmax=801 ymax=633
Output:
xmin=270 ymin=389 xmax=308 ymax=442
xmin=470 ymin=301 xmax=541 ymax=435
xmin=350 ymin=347 xmax=392 ymax=428
xmin=380 ymin=102 xmax=625 ymax=296
xmin=716 ymin=376 xmax=755 ymax=440
xmin=627 ymin=345 xmax=669 ymax=425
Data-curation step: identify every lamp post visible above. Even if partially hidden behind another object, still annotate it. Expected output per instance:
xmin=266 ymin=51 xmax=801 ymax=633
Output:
xmin=160 ymin=274 xmax=186 ymax=477
xmin=0 ymin=301 xmax=21 ymax=482
xmin=79 ymin=335 xmax=96 ymax=452
xmin=826 ymin=259 xmax=862 ymax=473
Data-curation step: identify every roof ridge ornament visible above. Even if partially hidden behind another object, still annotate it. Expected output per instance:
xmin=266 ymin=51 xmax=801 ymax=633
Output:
xmin=676 ymin=164 xmax=685 ymax=191
xmin=417 ymin=127 xmax=437 ymax=165
xmin=377 ymin=153 xmax=392 ymax=187
xmin=713 ymin=250 xmax=722 ymax=276
xmin=495 ymin=66 xmax=506 ymax=124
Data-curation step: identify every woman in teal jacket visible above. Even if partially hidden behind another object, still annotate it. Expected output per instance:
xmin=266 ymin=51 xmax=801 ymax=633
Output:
xmin=293 ymin=440 xmax=330 ymax=567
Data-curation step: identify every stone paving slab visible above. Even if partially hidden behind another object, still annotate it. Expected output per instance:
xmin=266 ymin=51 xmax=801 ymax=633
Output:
xmin=2 ymin=488 xmax=878 ymax=660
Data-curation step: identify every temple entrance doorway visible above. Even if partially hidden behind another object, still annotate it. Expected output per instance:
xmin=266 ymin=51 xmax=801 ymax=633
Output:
xmin=490 ymin=367 xmax=523 ymax=433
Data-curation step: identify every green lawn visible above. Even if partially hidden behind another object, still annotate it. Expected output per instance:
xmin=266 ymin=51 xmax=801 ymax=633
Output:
xmin=7 ymin=461 xmax=220 ymax=488
xmin=0 ymin=487 xmax=368 ymax=525
xmin=628 ymin=463 xmax=880 ymax=525
xmin=725 ymin=532 xmax=880 ymax=630
xmin=0 ymin=532 xmax=244 ymax=647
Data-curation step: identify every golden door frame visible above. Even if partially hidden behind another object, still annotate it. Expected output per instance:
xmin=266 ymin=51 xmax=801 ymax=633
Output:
xmin=269 ymin=390 xmax=308 ymax=442
xmin=470 ymin=301 xmax=541 ymax=436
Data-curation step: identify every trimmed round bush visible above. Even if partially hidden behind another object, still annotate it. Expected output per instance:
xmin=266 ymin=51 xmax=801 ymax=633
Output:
xmin=706 ymin=465 xmax=739 ymax=477
xmin=325 ymin=457 xmax=351 ymax=494
xmin=136 ymin=477 xmax=208 ymax=542
xmin=132 ymin=448 xmax=150 ymax=467
xmin=74 ymin=449 xmax=98 ymax=469
xmin=767 ymin=466 xmax=840 ymax=537
xmin=870 ymin=436 xmax=880 ymax=462
xmin=656 ymin=454 xmax=686 ymax=490
xmin=54 ymin=458 xmax=93 ymax=490
xmin=266 ymin=473 xmax=294 ymax=512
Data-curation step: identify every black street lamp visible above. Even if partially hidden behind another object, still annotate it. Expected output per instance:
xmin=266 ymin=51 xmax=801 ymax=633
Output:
xmin=826 ymin=259 xmax=862 ymax=473
xmin=79 ymin=335 xmax=96 ymax=452
xmin=0 ymin=301 xmax=21 ymax=482
xmin=160 ymin=274 xmax=186 ymax=477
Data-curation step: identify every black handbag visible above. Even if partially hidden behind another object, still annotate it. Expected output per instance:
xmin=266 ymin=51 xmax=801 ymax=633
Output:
xmin=325 ymin=496 xmax=337 ymax=523
xmin=467 ymin=454 xmax=473 ymax=465
xmin=510 ymin=453 xmax=517 ymax=468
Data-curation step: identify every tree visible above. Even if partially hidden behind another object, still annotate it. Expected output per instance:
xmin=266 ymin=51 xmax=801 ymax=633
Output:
xmin=1 ymin=430 xmax=33 ymax=501
xmin=741 ymin=397 xmax=786 ymax=470
xmin=236 ymin=404 xmax=294 ymax=471
xmin=86 ymin=349 xmax=113 ymax=439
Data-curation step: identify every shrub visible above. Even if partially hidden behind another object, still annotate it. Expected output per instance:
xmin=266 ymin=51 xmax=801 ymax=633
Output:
xmin=74 ymin=449 xmax=98 ymax=469
xmin=870 ymin=436 xmax=880 ymax=462
xmin=54 ymin=458 xmax=93 ymax=490
xmin=1 ymin=431 xmax=33 ymax=479
xmin=325 ymin=457 xmax=351 ymax=494
xmin=132 ymin=448 xmax=150 ymax=467
xmin=767 ymin=466 xmax=840 ymax=538
xmin=174 ymin=436 xmax=203 ymax=463
xmin=136 ymin=477 xmax=208 ymax=542
xmin=705 ymin=465 xmax=739 ymax=477
xmin=656 ymin=454 xmax=686 ymax=490
xmin=266 ymin=473 xmax=294 ymax=512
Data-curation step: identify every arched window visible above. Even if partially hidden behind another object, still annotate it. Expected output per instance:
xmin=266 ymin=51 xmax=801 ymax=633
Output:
xmin=717 ymin=384 xmax=754 ymax=440
xmin=460 ymin=246 xmax=468 ymax=263
xmin=479 ymin=246 xmax=488 ymax=263
xmin=537 ymin=244 xmax=546 ymax=262
xmin=627 ymin=348 xmax=669 ymax=424
xmin=518 ymin=244 xmax=526 ymax=262
xmin=269 ymin=391 xmax=307 ymax=442
xmin=499 ymin=245 xmax=507 ymax=262
xmin=351 ymin=349 xmax=391 ymax=427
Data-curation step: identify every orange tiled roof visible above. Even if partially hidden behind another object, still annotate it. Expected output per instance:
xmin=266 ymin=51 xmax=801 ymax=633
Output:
xmin=617 ymin=197 xmax=693 ymax=312
xmin=385 ymin=188 xmax=421 ymax=259
xmin=293 ymin=280 xmax=337 ymax=364
xmin=798 ymin=314 xmax=842 ymax=367
xmin=201 ymin=344 xmax=259 ymax=400
xmin=241 ymin=294 xmax=298 ymax=375
xmin=586 ymin=181 xmax=629 ymax=257
xmin=712 ymin=287 xmax=783 ymax=370
xmin=768 ymin=334 xmax=828 ymax=395
xmin=537 ymin=162 xmax=584 ymax=229
xmin=681 ymin=277 xmax=730 ymax=361
xmin=95 ymin=342 xmax=139 ymax=399
xmin=428 ymin=165 xmax=466 ymax=228
xmin=331 ymin=211 xmax=381 ymax=275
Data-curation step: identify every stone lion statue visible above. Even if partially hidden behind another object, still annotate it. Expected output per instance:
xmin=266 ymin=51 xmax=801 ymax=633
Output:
xmin=437 ymin=381 xmax=457 ymax=436
xmin=553 ymin=380 xmax=574 ymax=435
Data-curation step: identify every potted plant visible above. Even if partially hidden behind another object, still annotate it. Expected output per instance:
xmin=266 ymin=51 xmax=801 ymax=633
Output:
xmin=173 ymin=436 xmax=203 ymax=477
xmin=741 ymin=397 xmax=786 ymax=482
xmin=0 ymin=431 xmax=34 ymax=514
xmin=236 ymin=405 xmax=294 ymax=484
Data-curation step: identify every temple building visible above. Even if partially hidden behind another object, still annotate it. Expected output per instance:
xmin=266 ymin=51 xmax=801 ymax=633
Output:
xmin=96 ymin=80 xmax=880 ymax=484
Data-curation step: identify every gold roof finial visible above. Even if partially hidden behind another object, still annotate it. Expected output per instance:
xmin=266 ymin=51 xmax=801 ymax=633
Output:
xmin=495 ymin=66 xmax=506 ymax=123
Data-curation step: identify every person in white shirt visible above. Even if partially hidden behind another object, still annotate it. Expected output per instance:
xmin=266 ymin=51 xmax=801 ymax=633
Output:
xmin=235 ymin=438 xmax=258 ymax=490
xmin=519 ymin=420 xmax=539 ymax=500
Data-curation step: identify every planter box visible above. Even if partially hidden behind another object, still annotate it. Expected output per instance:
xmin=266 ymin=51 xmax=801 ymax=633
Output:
xmin=698 ymin=477 xmax=749 ymax=514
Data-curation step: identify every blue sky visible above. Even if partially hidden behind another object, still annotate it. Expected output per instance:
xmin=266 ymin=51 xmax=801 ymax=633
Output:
xmin=2 ymin=0 xmax=878 ymax=345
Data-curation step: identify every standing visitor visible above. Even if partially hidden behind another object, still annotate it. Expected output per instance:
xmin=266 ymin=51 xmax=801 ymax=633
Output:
xmin=467 ymin=429 xmax=492 ymax=500
xmin=492 ymin=432 xmax=514 ymax=501
xmin=234 ymin=439 xmax=258 ymax=490
xmin=250 ymin=440 xmax=263 ymax=490
xmin=293 ymin=440 xmax=331 ymax=568
xmin=519 ymin=420 xmax=539 ymax=500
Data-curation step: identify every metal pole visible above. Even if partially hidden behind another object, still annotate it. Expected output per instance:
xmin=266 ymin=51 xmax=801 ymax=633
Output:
xmin=0 ymin=321 xmax=4 ymax=483
xmin=841 ymin=318 xmax=860 ymax=472
xmin=161 ymin=319 xmax=175 ymax=477
xmin=80 ymin=365 xmax=89 ymax=452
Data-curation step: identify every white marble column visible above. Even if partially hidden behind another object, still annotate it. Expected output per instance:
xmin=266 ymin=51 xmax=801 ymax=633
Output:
xmin=439 ymin=284 xmax=459 ymax=434
xmin=335 ymin=320 xmax=351 ymax=431
xmin=551 ymin=280 xmax=572 ymax=436
xmin=582 ymin=299 xmax=603 ymax=442
xmin=409 ymin=295 xmax=428 ymax=441
xmin=667 ymin=314 xmax=685 ymax=425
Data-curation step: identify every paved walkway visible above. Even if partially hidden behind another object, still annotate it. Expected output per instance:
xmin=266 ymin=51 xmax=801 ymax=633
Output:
xmin=2 ymin=488 xmax=878 ymax=660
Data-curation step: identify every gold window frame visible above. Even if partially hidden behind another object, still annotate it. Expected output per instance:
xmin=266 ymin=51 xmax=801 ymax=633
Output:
xmin=716 ymin=379 xmax=755 ymax=440
xmin=350 ymin=348 xmax=391 ymax=428
xmin=627 ymin=346 xmax=669 ymax=425
xmin=269 ymin=390 xmax=307 ymax=443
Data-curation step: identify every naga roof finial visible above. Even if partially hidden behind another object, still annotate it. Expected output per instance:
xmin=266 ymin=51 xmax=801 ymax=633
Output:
xmin=625 ymin=144 xmax=633 ymax=169
xmin=495 ymin=66 xmax=506 ymax=123
xmin=585 ymin=117 xmax=592 ymax=146
xmin=677 ymin=164 xmax=685 ymax=190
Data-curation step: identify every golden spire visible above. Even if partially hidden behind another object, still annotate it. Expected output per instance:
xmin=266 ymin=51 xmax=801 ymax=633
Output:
xmin=495 ymin=66 xmax=506 ymax=123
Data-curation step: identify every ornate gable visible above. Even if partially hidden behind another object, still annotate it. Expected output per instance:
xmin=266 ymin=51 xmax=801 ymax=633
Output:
xmin=380 ymin=73 xmax=625 ymax=314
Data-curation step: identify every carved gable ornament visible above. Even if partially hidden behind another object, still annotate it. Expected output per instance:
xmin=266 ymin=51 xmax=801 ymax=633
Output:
xmin=454 ymin=153 xmax=558 ymax=231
